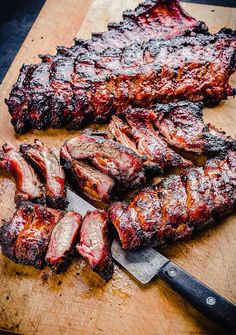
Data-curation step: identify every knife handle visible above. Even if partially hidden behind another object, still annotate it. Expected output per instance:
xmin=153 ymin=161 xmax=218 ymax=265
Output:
xmin=158 ymin=261 xmax=236 ymax=332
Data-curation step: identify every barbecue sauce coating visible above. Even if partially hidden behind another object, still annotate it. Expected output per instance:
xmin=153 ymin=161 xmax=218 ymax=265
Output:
xmin=76 ymin=210 xmax=114 ymax=280
xmin=109 ymin=151 xmax=236 ymax=249
xmin=6 ymin=0 xmax=210 ymax=133
xmin=61 ymin=144 xmax=116 ymax=203
xmin=108 ymin=109 xmax=192 ymax=173
xmin=62 ymin=133 xmax=146 ymax=189
xmin=0 ymin=203 xmax=62 ymax=268
xmin=0 ymin=143 xmax=45 ymax=204
xmin=20 ymin=139 xmax=67 ymax=209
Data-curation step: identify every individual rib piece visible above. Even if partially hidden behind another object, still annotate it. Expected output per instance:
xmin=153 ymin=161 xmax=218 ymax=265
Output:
xmin=20 ymin=139 xmax=67 ymax=209
xmin=60 ymin=145 xmax=116 ymax=203
xmin=153 ymin=101 xmax=236 ymax=155
xmin=109 ymin=109 xmax=192 ymax=173
xmin=76 ymin=210 xmax=114 ymax=280
xmin=62 ymin=133 xmax=146 ymax=188
xmin=6 ymin=0 xmax=208 ymax=133
xmin=109 ymin=151 xmax=236 ymax=249
xmin=0 ymin=203 xmax=62 ymax=268
xmin=46 ymin=211 xmax=82 ymax=272
xmin=0 ymin=143 xmax=45 ymax=205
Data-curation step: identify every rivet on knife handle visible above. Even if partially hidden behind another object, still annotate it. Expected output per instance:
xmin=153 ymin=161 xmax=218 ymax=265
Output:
xmin=158 ymin=261 xmax=236 ymax=332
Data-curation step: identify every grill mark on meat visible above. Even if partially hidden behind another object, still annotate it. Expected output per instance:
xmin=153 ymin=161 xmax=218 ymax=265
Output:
xmin=20 ymin=139 xmax=67 ymax=209
xmin=46 ymin=211 xmax=82 ymax=272
xmin=0 ymin=203 xmax=63 ymax=268
xmin=60 ymin=145 xmax=116 ymax=203
xmin=76 ymin=210 xmax=114 ymax=280
xmin=153 ymin=101 xmax=236 ymax=155
xmin=6 ymin=0 xmax=210 ymax=133
xmin=0 ymin=143 xmax=45 ymax=205
xmin=62 ymin=133 xmax=146 ymax=188
xmin=109 ymin=151 xmax=236 ymax=249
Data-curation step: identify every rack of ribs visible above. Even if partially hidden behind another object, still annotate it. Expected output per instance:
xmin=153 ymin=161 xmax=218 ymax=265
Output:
xmin=109 ymin=150 xmax=236 ymax=249
xmin=76 ymin=210 xmax=114 ymax=280
xmin=0 ymin=143 xmax=45 ymax=204
xmin=108 ymin=102 xmax=236 ymax=169
xmin=6 ymin=0 xmax=211 ymax=134
xmin=60 ymin=133 xmax=146 ymax=202
xmin=20 ymin=139 xmax=67 ymax=209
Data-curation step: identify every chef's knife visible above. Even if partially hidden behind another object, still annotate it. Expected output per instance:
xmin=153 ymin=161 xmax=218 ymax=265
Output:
xmin=67 ymin=189 xmax=236 ymax=332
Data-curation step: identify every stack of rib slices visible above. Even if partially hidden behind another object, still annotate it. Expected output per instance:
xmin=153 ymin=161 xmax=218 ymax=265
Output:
xmin=0 ymin=0 xmax=236 ymax=281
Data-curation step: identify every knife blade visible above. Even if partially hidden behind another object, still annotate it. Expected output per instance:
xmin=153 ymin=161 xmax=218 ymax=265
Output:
xmin=67 ymin=189 xmax=236 ymax=332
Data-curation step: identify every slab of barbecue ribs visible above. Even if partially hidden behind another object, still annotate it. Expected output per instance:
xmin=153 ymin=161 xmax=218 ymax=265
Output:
xmin=20 ymin=139 xmax=67 ymax=209
xmin=6 ymin=0 xmax=221 ymax=134
xmin=109 ymin=150 xmax=236 ymax=249
xmin=108 ymin=102 xmax=236 ymax=170
xmin=60 ymin=133 xmax=146 ymax=202
xmin=0 ymin=143 xmax=45 ymax=205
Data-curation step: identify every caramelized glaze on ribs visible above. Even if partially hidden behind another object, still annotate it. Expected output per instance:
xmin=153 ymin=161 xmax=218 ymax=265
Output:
xmin=0 ymin=203 xmax=63 ymax=268
xmin=46 ymin=211 xmax=82 ymax=272
xmin=76 ymin=210 xmax=114 ymax=280
xmin=108 ymin=109 xmax=192 ymax=173
xmin=0 ymin=144 xmax=45 ymax=204
xmin=60 ymin=145 xmax=116 ymax=203
xmin=109 ymin=151 xmax=236 ymax=249
xmin=6 ymin=0 xmax=212 ymax=133
xmin=62 ymin=133 xmax=146 ymax=189
xmin=20 ymin=139 xmax=67 ymax=209
xmin=153 ymin=101 xmax=236 ymax=155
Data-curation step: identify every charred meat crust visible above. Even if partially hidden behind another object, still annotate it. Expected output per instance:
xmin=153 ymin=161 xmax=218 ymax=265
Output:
xmin=20 ymin=139 xmax=67 ymax=209
xmin=8 ymin=28 xmax=236 ymax=133
xmin=0 ymin=143 xmax=45 ymax=205
xmin=0 ymin=203 xmax=63 ymax=269
xmin=109 ymin=151 xmax=236 ymax=250
xmin=153 ymin=101 xmax=236 ymax=155
xmin=111 ymin=108 xmax=193 ymax=173
xmin=62 ymin=133 xmax=146 ymax=189
xmin=60 ymin=145 xmax=116 ymax=203
xmin=46 ymin=211 xmax=83 ymax=273
xmin=6 ymin=0 xmax=211 ymax=134
xmin=76 ymin=210 xmax=114 ymax=281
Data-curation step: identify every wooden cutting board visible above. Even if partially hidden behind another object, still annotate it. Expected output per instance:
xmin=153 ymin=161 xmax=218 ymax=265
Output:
xmin=0 ymin=1 xmax=235 ymax=334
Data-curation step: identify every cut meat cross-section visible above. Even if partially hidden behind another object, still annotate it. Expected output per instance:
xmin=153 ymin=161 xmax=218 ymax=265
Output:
xmin=76 ymin=210 xmax=114 ymax=280
xmin=0 ymin=143 xmax=45 ymax=205
xmin=20 ymin=139 xmax=67 ymax=209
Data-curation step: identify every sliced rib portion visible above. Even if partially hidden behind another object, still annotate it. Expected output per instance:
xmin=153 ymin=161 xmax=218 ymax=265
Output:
xmin=46 ymin=211 xmax=82 ymax=272
xmin=0 ymin=203 xmax=62 ymax=268
xmin=109 ymin=109 xmax=192 ymax=172
xmin=61 ymin=145 xmax=116 ymax=203
xmin=76 ymin=210 xmax=114 ymax=280
xmin=20 ymin=139 xmax=67 ymax=209
xmin=62 ymin=133 xmax=146 ymax=188
xmin=154 ymin=101 xmax=236 ymax=155
xmin=7 ymin=0 xmax=208 ymax=133
xmin=0 ymin=143 xmax=45 ymax=204
xmin=109 ymin=151 xmax=236 ymax=249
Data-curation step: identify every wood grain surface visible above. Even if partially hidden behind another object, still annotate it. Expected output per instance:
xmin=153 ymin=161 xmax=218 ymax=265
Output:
xmin=0 ymin=1 xmax=235 ymax=334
